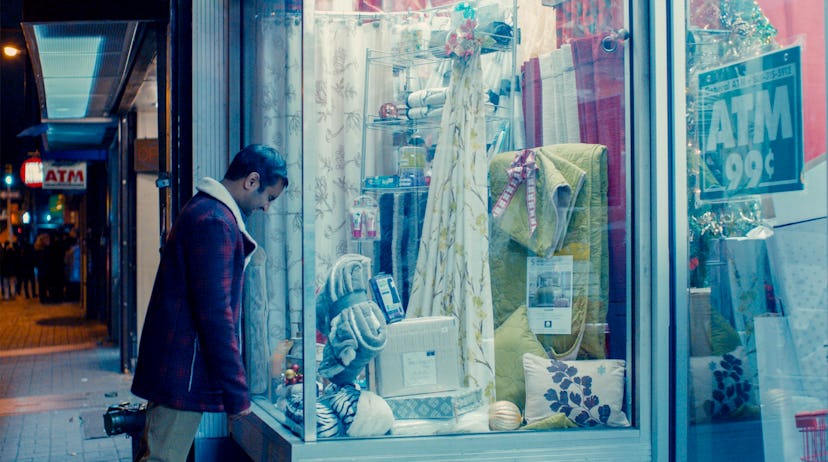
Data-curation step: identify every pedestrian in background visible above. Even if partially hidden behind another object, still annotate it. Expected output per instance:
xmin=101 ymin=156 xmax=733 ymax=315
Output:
xmin=0 ymin=241 xmax=17 ymax=300
xmin=15 ymin=240 xmax=37 ymax=299
xmin=34 ymin=233 xmax=51 ymax=303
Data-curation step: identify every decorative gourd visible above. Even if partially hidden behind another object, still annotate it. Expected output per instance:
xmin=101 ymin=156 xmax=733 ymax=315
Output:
xmin=488 ymin=400 xmax=522 ymax=431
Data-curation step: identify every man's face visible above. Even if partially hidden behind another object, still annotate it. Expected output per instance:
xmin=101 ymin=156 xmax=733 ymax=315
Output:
xmin=238 ymin=173 xmax=285 ymax=216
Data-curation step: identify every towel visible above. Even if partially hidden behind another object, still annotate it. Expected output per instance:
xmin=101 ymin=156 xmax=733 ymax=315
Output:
xmin=407 ymin=87 xmax=449 ymax=108
xmin=489 ymin=148 xmax=585 ymax=257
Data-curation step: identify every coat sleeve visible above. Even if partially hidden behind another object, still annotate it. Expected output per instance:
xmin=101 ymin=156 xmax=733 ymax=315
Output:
xmin=185 ymin=215 xmax=250 ymax=415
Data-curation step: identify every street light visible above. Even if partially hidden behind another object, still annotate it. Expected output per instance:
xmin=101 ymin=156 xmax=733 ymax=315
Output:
xmin=3 ymin=46 xmax=22 ymax=57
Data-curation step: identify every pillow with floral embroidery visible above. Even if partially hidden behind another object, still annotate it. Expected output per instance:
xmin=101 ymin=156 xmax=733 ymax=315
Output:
xmin=689 ymin=346 xmax=755 ymax=423
xmin=523 ymin=352 xmax=630 ymax=427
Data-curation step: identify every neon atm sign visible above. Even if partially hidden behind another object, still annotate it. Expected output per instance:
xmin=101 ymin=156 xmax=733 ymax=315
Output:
xmin=42 ymin=161 xmax=87 ymax=190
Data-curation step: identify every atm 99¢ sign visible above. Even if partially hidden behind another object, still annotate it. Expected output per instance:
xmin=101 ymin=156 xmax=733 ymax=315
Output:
xmin=698 ymin=46 xmax=803 ymax=200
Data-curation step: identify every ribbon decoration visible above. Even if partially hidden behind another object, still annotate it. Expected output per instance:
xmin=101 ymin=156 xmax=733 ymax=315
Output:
xmin=492 ymin=149 xmax=539 ymax=236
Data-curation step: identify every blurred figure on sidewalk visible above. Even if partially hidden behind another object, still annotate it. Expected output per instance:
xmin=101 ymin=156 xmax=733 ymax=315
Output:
xmin=64 ymin=236 xmax=81 ymax=302
xmin=35 ymin=233 xmax=51 ymax=303
xmin=1 ymin=241 xmax=17 ymax=300
xmin=16 ymin=240 xmax=38 ymax=299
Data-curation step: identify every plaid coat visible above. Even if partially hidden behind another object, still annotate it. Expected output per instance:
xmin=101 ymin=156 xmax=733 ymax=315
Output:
xmin=132 ymin=178 xmax=257 ymax=415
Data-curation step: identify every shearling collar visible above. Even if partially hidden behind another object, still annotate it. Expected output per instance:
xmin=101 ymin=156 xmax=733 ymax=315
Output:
xmin=195 ymin=177 xmax=258 ymax=260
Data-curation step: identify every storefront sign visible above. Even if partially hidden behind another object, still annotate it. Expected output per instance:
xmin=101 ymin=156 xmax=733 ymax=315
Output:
xmin=42 ymin=161 xmax=87 ymax=190
xmin=698 ymin=46 xmax=803 ymax=200
xmin=20 ymin=157 xmax=43 ymax=188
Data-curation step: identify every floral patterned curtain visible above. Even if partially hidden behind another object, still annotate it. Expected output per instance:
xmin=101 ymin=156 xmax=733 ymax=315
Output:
xmin=407 ymin=16 xmax=496 ymax=400
xmin=246 ymin=13 xmax=305 ymax=350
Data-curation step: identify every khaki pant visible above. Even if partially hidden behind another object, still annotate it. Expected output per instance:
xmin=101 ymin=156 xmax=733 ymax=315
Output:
xmin=137 ymin=402 xmax=203 ymax=462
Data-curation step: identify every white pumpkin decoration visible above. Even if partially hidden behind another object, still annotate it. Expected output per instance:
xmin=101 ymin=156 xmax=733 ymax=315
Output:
xmin=488 ymin=400 xmax=522 ymax=431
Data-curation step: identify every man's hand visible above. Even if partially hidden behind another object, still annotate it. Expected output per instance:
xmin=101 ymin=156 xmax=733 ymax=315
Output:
xmin=228 ymin=407 xmax=252 ymax=421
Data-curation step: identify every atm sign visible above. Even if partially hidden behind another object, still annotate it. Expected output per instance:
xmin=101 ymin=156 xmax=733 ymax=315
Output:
xmin=42 ymin=161 xmax=87 ymax=190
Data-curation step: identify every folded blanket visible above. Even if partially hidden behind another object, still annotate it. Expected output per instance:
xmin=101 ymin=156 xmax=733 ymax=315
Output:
xmin=489 ymin=144 xmax=608 ymax=359
xmin=406 ymin=106 xmax=444 ymax=120
xmin=489 ymin=148 xmax=585 ymax=257
xmin=316 ymin=254 xmax=388 ymax=386
xmin=537 ymin=144 xmax=608 ymax=359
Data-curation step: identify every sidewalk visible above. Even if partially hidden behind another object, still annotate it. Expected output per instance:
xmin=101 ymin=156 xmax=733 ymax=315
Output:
xmin=0 ymin=297 xmax=137 ymax=462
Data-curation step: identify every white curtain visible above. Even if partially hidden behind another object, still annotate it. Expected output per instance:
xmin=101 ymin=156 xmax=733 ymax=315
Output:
xmin=247 ymin=10 xmax=511 ymax=400
xmin=406 ymin=49 xmax=496 ymax=400
xmin=309 ymin=11 xmax=455 ymax=288
xmin=247 ymin=13 xmax=304 ymax=349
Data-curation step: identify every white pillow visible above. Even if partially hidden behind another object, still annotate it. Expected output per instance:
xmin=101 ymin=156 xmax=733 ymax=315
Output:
xmin=523 ymin=352 xmax=630 ymax=427
xmin=689 ymin=346 xmax=754 ymax=423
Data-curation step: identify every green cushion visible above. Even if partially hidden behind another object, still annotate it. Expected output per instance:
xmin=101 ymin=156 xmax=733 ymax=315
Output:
xmin=521 ymin=412 xmax=577 ymax=430
xmin=710 ymin=310 xmax=742 ymax=355
xmin=494 ymin=305 xmax=548 ymax=411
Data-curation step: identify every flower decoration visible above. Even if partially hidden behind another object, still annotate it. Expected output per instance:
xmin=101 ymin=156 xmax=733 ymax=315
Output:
xmin=443 ymin=3 xmax=493 ymax=59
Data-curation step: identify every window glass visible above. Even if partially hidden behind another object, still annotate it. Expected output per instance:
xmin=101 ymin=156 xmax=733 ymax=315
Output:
xmin=244 ymin=0 xmax=635 ymax=440
xmin=242 ymin=0 xmax=307 ymax=437
xmin=683 ymin=1 xmax=827 ymax=460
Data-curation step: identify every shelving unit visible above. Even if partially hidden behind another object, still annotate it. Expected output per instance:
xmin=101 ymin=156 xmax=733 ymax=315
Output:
xmin=354 ymin=9 xmax=518 ymax=299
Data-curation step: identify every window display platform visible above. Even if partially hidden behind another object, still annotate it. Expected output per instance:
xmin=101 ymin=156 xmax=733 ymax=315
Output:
xmin=231 ymin=404 xmax=651 ymax=461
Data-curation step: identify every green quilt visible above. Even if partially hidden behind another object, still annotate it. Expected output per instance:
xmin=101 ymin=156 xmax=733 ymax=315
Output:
xmin=490 ymin=144 xmax=609 ymax=359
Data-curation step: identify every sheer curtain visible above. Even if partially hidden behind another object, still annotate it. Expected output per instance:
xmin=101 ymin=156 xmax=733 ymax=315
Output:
xmin=247 ymin=10 xmax=441 ymax=347
xmin=245 ymin=12 xmax=305 ymax=386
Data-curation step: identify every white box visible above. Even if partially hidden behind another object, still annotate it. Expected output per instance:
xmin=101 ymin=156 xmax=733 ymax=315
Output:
xmin=374 ymin=316 xmax=460 ymax=397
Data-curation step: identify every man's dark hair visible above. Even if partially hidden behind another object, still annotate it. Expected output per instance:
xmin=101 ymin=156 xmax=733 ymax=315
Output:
xmin=224 ymin=144 xmax=289 ymax=190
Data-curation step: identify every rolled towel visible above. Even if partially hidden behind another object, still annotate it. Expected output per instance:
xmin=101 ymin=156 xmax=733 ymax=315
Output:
xmin=406 ymin=87 xmax=448 ymax=108
xmin=406 ymin=106 xmax=443 ymax=120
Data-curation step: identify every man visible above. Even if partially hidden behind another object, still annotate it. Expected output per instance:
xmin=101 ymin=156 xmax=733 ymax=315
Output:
xmin=132 ymin=144 xmax=288 ymax=462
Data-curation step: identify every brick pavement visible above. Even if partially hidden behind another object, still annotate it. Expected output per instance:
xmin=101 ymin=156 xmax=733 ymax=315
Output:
xmin=0 ymin=297 xmax=137 ymax=462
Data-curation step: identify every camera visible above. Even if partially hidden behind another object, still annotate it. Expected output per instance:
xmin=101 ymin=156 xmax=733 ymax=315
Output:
xmin=103 ymin=402 xmax=147 ymax=436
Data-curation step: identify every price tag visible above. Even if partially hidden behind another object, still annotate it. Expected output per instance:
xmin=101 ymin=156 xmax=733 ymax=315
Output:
xmin=526 ymin=256 xmax=573 ymax=335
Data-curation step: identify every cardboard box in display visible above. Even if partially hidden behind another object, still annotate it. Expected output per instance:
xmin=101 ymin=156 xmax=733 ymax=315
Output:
xmin=385 ymin=387 xmax=483 ymax=420
xmin=373 ymin=316 xmax=460 ymax=397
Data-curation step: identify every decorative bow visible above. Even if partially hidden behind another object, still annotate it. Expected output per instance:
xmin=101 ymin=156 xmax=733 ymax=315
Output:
xmin=492 ymin=149 xmax=539 ymax=236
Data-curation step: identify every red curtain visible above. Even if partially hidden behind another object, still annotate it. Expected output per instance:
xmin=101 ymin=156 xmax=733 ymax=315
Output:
xmin=570 ymin=34 xmax=626 ymax=304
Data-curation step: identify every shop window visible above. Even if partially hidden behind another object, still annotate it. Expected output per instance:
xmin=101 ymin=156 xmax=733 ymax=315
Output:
xmin=242 ymin=0 xmax=636 ymax=443
xmin=682 ymin=0 xmax=827 ymax=460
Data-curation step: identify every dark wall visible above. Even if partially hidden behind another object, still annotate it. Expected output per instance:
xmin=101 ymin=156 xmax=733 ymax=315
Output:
xmin=1 ymin=0 xmax=39 ymax=168
xmin=21 ymin=0 xmax=168 ymax=22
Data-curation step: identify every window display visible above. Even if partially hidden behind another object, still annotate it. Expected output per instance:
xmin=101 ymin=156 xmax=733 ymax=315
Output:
xmin=241 ymin=0 xmax=634 ymax=449
xmin=682 ymin=0 xmax=827 ymax=461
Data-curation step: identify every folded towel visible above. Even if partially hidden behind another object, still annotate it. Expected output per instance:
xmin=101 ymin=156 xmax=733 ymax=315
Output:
xmin=490 ymin=149 xmax=585 ymax=257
